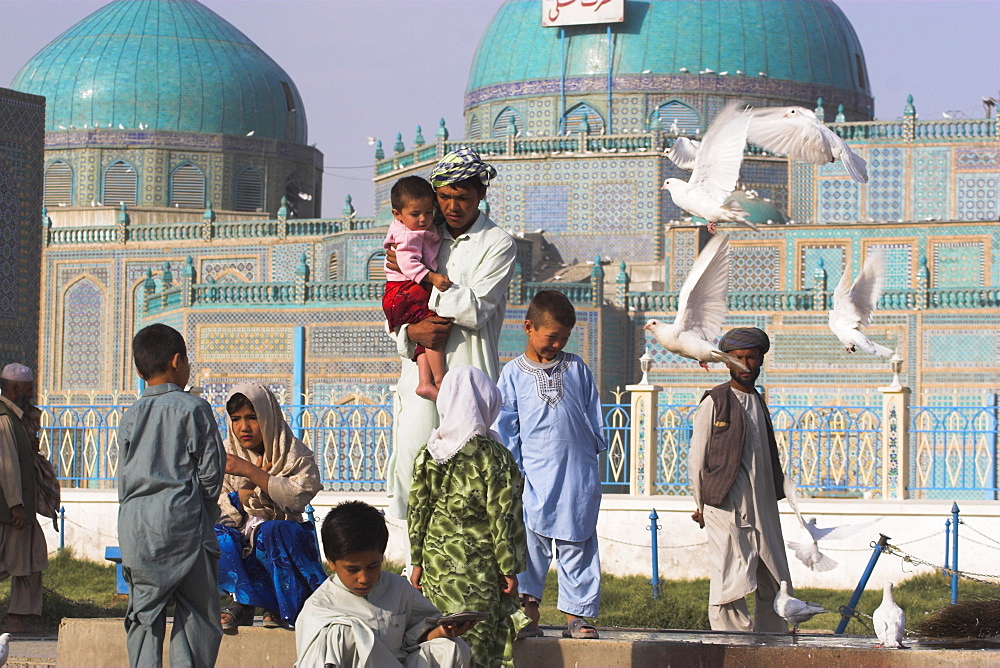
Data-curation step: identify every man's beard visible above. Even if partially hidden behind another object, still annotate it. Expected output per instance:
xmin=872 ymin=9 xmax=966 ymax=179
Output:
xmin=16 ymin=396 xmax=34 ymax=412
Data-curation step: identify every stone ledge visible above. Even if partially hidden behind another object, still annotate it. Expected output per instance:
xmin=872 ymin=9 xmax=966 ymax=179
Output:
xmin=56 ymin=618 xmax=996 ymax=667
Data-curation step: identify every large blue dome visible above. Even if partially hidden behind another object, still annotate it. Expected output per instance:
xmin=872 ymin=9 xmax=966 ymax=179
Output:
xmin=468 ymin=0 xmax=872 ymax=120
xmin=11 ymin=0 xmax=307 ymax=143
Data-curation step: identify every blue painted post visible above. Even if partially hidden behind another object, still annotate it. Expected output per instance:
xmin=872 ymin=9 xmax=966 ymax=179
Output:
xmin=951 ymin=502 xmax=960 ymax=604
xmin=306 ymin=503 xmax=322 ymax=558
xmin=606 ymin=24 xmax=613 ymax=134
xmin=944 ymin=518 xmax=951 ymax=577
xmin=292 ymin=325 xmax=305 ymax=440
xmin=835 ymin=534 xmax=890 ymax=634
xmin=648 ymin=509 xmax=660 ymax=600
xmin=59 ymin=506 xmax=66 ymax=551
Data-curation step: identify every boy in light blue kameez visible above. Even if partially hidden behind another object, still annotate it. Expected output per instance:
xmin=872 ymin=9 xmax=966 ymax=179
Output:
xmin=494 ymin=290 xmax=606 ymax=640
xmin=118 ymin=324 xmax=226 ymax=668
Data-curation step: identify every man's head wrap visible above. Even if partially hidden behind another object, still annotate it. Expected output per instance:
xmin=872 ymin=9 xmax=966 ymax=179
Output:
xmin=429 ymin=146 xmax=497 ymax=189
xmin=718 ymin=327 xmax=770 ymax=355
xmin=1 ymin=363 xmax=34 ymax=382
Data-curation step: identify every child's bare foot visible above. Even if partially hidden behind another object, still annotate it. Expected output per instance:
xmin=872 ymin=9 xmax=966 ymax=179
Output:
xmin=415 ymin=383 xmax=439 ymax=401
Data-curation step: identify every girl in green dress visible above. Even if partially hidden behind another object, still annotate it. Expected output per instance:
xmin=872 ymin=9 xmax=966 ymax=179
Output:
xmin=408 ymin=365 xmax=529 ymax=668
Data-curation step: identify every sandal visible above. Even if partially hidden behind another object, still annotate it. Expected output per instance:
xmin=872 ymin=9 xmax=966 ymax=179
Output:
xmin=221 ymin=602 xmax=255 ymax=634
xmin=262 ymin=610 xmax=284 ymax=629
xmin=562 ymin=618 xmax=599 ymax=639
xmin=517 ymin=621 xmax=544 ymax=639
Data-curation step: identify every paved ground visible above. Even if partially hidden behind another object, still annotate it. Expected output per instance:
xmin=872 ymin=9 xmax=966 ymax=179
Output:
xmin=5 ymin=633 xmax=58 ymax=668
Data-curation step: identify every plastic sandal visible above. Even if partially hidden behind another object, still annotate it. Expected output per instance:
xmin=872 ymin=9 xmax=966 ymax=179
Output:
xmin=221 ymin=602 xmax=255 ymax=633
xmin=562 ymin=618 xmax=599 ymax=639
xmin=262 ymin=610 xmax=283 ymax=629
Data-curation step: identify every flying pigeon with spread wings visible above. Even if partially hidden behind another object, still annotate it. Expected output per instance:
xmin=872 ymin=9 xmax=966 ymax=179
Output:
xmin=829 ymin=250 xmax=893 ymax=356
xmin=662 ymin=106 xmax=868 ymax=184
xmin=660 ymin=103 xmax=757 ymax=232
xmin=644 ymin=234 xmax=748 ymax=372
xmin=747 ymin=106 xmax=868 ymax=182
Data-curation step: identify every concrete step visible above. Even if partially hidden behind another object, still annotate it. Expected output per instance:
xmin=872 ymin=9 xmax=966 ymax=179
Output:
xmin=55 ymin=618 xmax=996 ymax=667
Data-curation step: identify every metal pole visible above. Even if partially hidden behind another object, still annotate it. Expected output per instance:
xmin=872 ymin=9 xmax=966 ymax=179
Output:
xmin=835 ymin=533 xmax=890 ymax=634
xmin=560 ymin=28 xmax=567 ymax=121
xmin=648 ymin=509 xmax=660 ymax=600
xmin=293 ymin=325 xmax=305 ymax=440
xmin=606 ymin=24 xmax=613 ymax=133
xmin=944 ymin=518 xmax=951 ymax=576
xmin=59 ymin=506 xmax=66 ymax=552
xmin=951 ymin=502 xmax=960 ymax=604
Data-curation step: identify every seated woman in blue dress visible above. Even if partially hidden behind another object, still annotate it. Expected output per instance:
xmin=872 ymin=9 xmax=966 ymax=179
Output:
xmin=216 ymin=382 xmax=326 ymax=632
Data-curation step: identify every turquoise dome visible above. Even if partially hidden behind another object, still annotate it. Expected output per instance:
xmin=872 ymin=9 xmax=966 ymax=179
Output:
xmin=469 ymin=0 xmax=871 ymax=116
xmin=11 ymin=0 xmax=307 ymax=142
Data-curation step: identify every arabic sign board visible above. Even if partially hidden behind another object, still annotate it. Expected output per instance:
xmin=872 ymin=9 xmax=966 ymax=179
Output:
xmin=542 ymin=0 xmax=624 ymax=27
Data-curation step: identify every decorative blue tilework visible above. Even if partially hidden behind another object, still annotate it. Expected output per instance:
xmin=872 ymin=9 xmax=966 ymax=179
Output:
xmin=932 ymin=241 xmax=984 ymax=288
xmin=818 ymin=179 xmax=860 ymax=223
xmin=524 ymin=185 xmax=570 ymax=234
xmin=61 ymin=278 xmax=105 ymax=390
xmin=867 ymin=243 xmax=912 ymax=289
xmin=912 ymin=147 xmax=950 ymax=221
xmin=801 ymin=245 xmax=846 ymax=290
xmin=867 ymin=147 xmax=904 ymax=221
xmin=955 ymin=174 xmax=999 ymax=221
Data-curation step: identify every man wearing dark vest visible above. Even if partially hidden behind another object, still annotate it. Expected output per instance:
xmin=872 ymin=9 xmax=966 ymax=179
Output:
xmin=688 ymin=328 xmax=791 ymax=632
xmin=0 ymin=363 xmax=46 ymax=634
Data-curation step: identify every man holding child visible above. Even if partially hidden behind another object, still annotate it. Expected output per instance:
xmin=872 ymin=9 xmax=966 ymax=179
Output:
xmin=385 ymin=147 xmax=517 ymax=520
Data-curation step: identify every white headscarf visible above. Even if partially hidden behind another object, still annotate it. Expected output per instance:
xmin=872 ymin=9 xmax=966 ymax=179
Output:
xmin=426 ymin=366 xmax=502 ymax=464
xmin=219 ymin=382 xmax=322 ymax=526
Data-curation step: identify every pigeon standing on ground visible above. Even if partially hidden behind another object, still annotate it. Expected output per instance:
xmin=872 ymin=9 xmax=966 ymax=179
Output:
xmin=0 ymin=632 xmax=10 ymax=666
xmin=660 ymin=103 xmax=757 ymax=232
xmin=774 ymin=580 xmax=826 ymax=633
xmin=829 ymin=250 xmax=893 ymax=356
xmin=643 ymin=234 xmax=748 ymax=372
xmin=873 ymin=582 xmax=907 ymax=648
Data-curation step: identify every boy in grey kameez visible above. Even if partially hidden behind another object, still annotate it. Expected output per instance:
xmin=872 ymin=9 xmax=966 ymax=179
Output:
xmin=118 ymin=324 xmax=226 ymax=667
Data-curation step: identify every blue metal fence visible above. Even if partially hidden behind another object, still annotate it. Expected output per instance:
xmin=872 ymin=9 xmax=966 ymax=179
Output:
xmin=910 ymin=403 xmax=1000 ymax=500
xmin=36 ymin=398 xmax=1000 ymax=498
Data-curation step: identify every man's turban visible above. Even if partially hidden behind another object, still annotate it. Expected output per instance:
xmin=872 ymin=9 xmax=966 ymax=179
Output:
xmin=718 ymin=327 xmax=770 ymax=355
xmin=429 ymin=146 xmax=497 ymax=189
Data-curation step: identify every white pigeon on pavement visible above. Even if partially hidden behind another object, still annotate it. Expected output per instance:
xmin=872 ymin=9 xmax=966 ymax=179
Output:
xmin=660 ymin=103 xmax=757 ymax=233
xmin=829 ymin=250 xmax=893 ymax=356
xmin=774 ymin=580 xmax=826 ymax=633
xmin=872 ymin=582 xmax=906 ymax=648
xmin=0 ymin=632 xmax=10 ymax=666
xmin=747 ymin=106 xmax=868 ymax=182
xmin=643 ymin=234 xmax=748 ymax=372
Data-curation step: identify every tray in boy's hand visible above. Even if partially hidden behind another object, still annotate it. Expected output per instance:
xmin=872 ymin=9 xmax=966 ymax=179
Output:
xmin=426 ymin=611 xmax=489 ymax=626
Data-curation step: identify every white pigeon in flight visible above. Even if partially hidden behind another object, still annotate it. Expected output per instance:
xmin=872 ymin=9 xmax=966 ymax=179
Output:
xmin=662 ymin=105 xmax=868 ymax=183
xmin=643 ymin=234 xmax=748 ymax=373
xmin=829 ymin=250 xmax=893 ymax=356
xmin=774 ymin=580 xmax=826 ymax=633
xmin=872 ymin=582 xmax=907 ymax=648
xmin=660 ymin=103 xmax=756 ymax=233
xmin=663 ymin=137 xmax=700 ymax=171
xmin=747 ymin=106 xmax=868 ymax=182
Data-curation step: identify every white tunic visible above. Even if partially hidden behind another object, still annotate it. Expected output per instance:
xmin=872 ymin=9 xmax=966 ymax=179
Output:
xmin=385 ymin=213 xmax=516 ymax=519
xmin=689 ymin=388 xmax=791 ymax=605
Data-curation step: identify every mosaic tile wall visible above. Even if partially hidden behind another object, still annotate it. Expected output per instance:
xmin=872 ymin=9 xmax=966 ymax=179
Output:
xmin=0 ymin=89 xmax=43 ymax=370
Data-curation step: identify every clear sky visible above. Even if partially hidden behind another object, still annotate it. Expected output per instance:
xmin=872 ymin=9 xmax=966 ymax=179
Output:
xmin=2 ymin=0 xmax=997 ymax=217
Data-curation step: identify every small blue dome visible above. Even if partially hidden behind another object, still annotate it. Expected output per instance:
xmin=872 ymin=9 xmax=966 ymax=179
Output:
xmin=11 ymin=0 xmax=307 ymax=142
xmin=469 ymin=0 xmax=872 ymax=118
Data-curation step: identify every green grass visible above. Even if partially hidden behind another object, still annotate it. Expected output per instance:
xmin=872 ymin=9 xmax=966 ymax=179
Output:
xmin=3 ymin=552 xmax=998 ymax=636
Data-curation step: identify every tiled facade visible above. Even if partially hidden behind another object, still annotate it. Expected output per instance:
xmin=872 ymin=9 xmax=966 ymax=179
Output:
xmin=0 ymin=88 xmax=44 ymax=370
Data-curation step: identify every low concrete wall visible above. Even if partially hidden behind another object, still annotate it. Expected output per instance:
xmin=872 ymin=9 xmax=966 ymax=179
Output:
xmin=55 ymin=619 xmax=997 ymax=668
xmin=51 ymin=490 xmax=1000 ymax=589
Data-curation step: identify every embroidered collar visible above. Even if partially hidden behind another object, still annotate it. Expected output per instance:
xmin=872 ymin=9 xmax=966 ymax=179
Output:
xmin=514 ymin=353 xmax=569 ymax=408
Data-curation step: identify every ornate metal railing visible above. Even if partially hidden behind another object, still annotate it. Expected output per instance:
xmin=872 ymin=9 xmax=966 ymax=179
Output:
xmin=910 ymin=404 xmax=1000 ymax=501
xmin=37 ymin=397 xmax=1000 ymax=499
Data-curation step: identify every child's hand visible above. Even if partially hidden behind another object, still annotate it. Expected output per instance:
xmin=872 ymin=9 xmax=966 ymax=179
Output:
xmin=409 ymin=565 xmax=423 ymax=590
xmin=427 ymin=272 xmax=453 ymax=291
xmin=501 ymin=573 xmax=518 ymax=596
xmin=226 ymin=453 xmax=257 ymax=478
xmin=691 ymin=509 xmax=705 ymax=529
xmin=427 ymin=620 xmax=476 ymax=641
